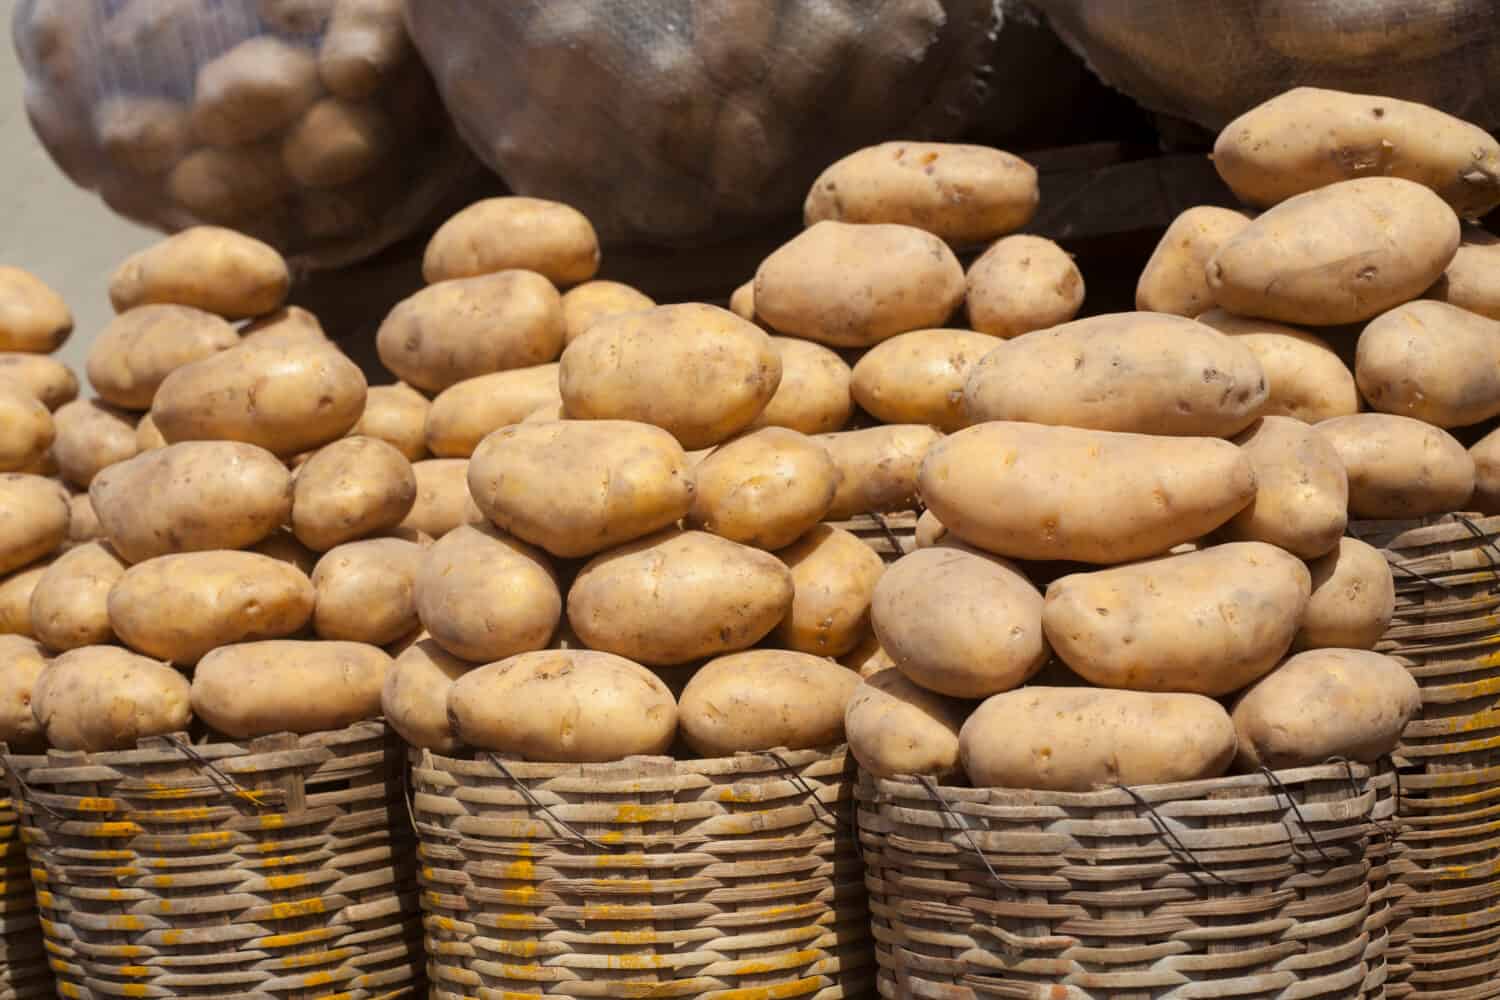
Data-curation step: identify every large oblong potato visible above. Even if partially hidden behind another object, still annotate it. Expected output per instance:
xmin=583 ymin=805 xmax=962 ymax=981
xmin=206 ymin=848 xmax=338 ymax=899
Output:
xmin=399 ymin=459 xmax=483 ymax=539
xmin=754 ymin=221 xmax=965 ymax=347
xmin=86 ymin=305 xmax=239 ymax=410
xmin=468 ymin=420 xmax=692 ymax=559
xmin=415 ymin=523 xmax=560 ymax=663
xmin=1429 ymin=228 xmax=1500 ymax=320
xmin=51 ymin=399 xmax=139 ymax=488
xmin=0 ymin=475 xmax=68 ymax=575
xmin=0 ymin=267 xmax=72 ymax=353
xmin=567 ymin=530 xmax=793 ymax=666
xmin=560 ymin=304 xmax=780 ymax=450
xmin=678 ymin=650 xmax=859 ymax=756
xmin=965 ymin=235 xmax=1085 ymax=339
xmin=689 ymin=428 xmax=838 ymax=550
xmin=1316 ymin=414 xmax=1474 ymax=518
xmin=964 ymin=312 xmax=1267 ymax=437
xmin=1135 ymin=207 xmax=1252 ymax=317
xmin=851 ymin=329 xmax=1000 ymax=432
xmin=0 ymin=381 xmax=53 ymax=473
xmin=292 ymin=437 xmax=416 ymax=551
xmin=350 ymin=383 xmax=430 ymax=462
xmin=1297 ymin=538 xmax=1395 ymax=651
xmin=382 ymin=636 xmax=473 ymax=753
xmin=846 ymin=668 xmax=969 ymax=780
xmin=34 ymin=646 xmax=192 ymax=751
xmin=109 ymin=227 xmax=290 ymax=319
xmin=1207 ymin=177 xmax=1459 ymax=326
xmin=424 ymin=197 xmax=601 ymax=287
xmin=775 ymin=525 xmax=886 ymax=658
xmin=0 ymin=635 xmax=48 ymax=750
xmin=29 ymin=541 xmax=127 ymax=652
xmin=426 ymin=365 xmax=561 ymax=458
xmin=920 ymin=423 xmax=1256 ymax=564
xmin=192 ymin=639 xmax=390 ymax=738
xmin=818 ymin=425 xmax=942 ymax=521
xmin=0 ymin=353 xmax=78 ymax=410
xmin=312 ymin=537 xmax=423 ymax=646
xmin=747 ymin=338 xmax=853 ymax=435
xmin=1195 ymin=310 xmax=1360 ymax=423
xmin=1224 ymin=417 xmax=1348 ymax=558
xmin=1357 ymin=300 xmax=1500 ymax=428
xmin=560 ymin=281 xmax=655 ymax=345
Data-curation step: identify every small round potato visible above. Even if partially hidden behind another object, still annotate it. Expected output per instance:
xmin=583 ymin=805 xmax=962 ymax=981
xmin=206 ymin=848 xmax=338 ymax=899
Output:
xmin=0 ymin=635 xmax=48 ymax=750
xmin=840 ymin=632 xmax=894 ymax=679
xmin=29 ymin=541 xmax=127 ymax=652
xmin=1224 ymin=417 xmax=1348 ymax=559
xmin=1429 ymin=228 xmax=1500 ymax=321
xmin=51 ymin=399 xmax=139 ymax=488
xmin=424 ymin=197 xmax=601 ymax=287
xmin=914 ymin=510 xmax=947 ymax=549
xmin=34 ymin=646 xmax=192 ymax=752
xmin=1195 ymin=310 xmax=1361 ymax=423
xmin=0 ymin=475 xmax=69 ymax=575
xmin=851 ymin=329 xmax=1000 ymax=432
xmin=0 ymin=563 xmax=48 ymax=637
xmin=282 ymin=98 xmax=393 ymax=189
xmin=86 ymin=304 xmax=239 ymax=411
xmin=846 ymin=668 xmax=969 ymax=780
xmin=0 ymin=381 xmax=54 ymax=473
xmin=312 ymin=537 xmax=423 ymax=645
xmin=415 ymin=523 xmax=560 ymax=663
xmin=560 ymin=281 xmax=655 ymax=345
xmin=966 ymin=235 xmax=1085 ymax=339
xmin=399 ymin=459 xmax=484 ymax=539
xmin=319 ymin=0 xmax=408 ymax=99
xmin=135 ymin=413 xmax=167 ymax=452
xmin=678 ymin=650 xmax=859 ymax=756
xmin=689 ymin=428 xmax=838 ymax=550
xmin=251 ymin=530 xmax=322 ymax=577
xmin=1316 ymin=414 xmax=1474 ymax=518
xmin=350 ymin=383 xmax=430 ymax=461
xmin=0 ymin=267 xmax=72 ymax=353
xmin=192 ymin=639 xmax=391 ymax=738
xmin=1473 ymin=426 xmax=1500 ymax=515
xmin=1297 ymin=538 xmax=1395 ymax=652
xmin=0 ymin=353 xmax=78 ymax=410
xmin=291 ymin=437 xmax=416 ymax=551
xmin=382 ymin=636 xmax=473 ymax=752
xmin=817 ymin=425 xmax=942 ymax=521
xmin=1357 ymin=300 xmax=1500 ymax=428
xmin=774 ymin=525 xmax=886 ymax=658
xmin=1136 ymin=207 xmax=1253 ymax=317
xmin=109 ymin=227 xmax=290 ymax=320
xmin=66 ymin=494 xmax=102 ymax=548
xmin=190 ymin=36 xmax=321 ymax=146
xmin=241 ymin=306 xmax=329 ymax=344
xmin=746 ymin=337 xmax=853 ymax=435
xmin=425 ymin=365 xmax=561 ymax=458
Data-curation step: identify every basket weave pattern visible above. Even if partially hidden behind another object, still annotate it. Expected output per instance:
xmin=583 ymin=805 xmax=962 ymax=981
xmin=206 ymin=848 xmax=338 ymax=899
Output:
xmin=0 ymin=764 xmax=50 ymax=1000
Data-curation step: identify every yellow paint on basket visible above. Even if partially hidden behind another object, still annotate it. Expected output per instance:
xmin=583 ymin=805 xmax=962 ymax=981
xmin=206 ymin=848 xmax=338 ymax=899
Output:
xmin=271 ymin=898 xmax=325 ymax=919
xmin=265 ymin=873 xmax=307 ymax=891
xmin=259 ymin=928 xmax=326 ymax=948
xmin=161 ymin=931 xmax=182 ymax=946
xmin=86 ymin=821 xmax=140 ymax=837
xmin=74 ymin=797 xmax=116 ymax=811
xmin=119 ymin=965 xmax=150 ymax=976
xmin=120 ymin=985 xmax=150 ymax=998
xmin=187 ymin=831 xmax=233 ymax=847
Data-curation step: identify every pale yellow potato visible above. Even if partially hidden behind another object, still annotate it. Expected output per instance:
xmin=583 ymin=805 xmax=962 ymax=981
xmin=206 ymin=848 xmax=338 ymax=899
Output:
xmin=560 ymin=304 xmax=780 ymax=449
xmin=192 ymin=639 xmax=391 ymax=737
xmin=1214 ymin=88 xmax=1500 ymax=219
xmin=191 ymin=35 xmax=321 ymax=147
xmin=746 ymin=338 xmax=853 ymax=435
xmin=561 ymin=281 xmax=655 ymax=345
xmin=110 ymin=227 xmax=290 ymax=320
xmin=34 ymin=646 xmax=192 ymax=751
xmin=1297 ymin=538 xmax=1396 ymax=652
xmin=312 ymin=537 xmax=423 ymax=645
xmin=0 ymin=564 xmax=47 ymax=637
xmin=754 ymin=221 xmax=966 ymax=347
xmin=804 ymin=142 xmax=1038 ymax=245
xmin=291 ymin=437 xmax=416 ymax=551
xmin=1357 ymin=300 xmax=1500 ymax=428
xmin=1316 ymin=414 xmax=1474 ymax=518
xmin=960 ymin=687 xmax=1237 ymax=790
xmin=1429 ymin=228 xmax=1500 ymax=320
xmin=689 ymin=428 xmax=838 ymax=550
xmin=0 ymin=635 xmax=48 ymax=749
xmin=965 ymin=312 xmax=1267 ymax=437
xmin=0 ymin=381 xmax=53 ymax=473
xmin=1195 ymin=310 xmax=1361 ymax=423
xmin=678 ymin=650 xmax=859 ymax=756
xmin=846 ymin=668 xmax=969 ymax=780
xmin=914 ymin=510 xmax=947 ymax=549
xmin=729 ymin=281 xmax=757 ymax=324
xmin=0 ymin=267 xmax=72 ymax=353
xmin=1135 ymin=207 xmax=1253 ymax=317
xmin=1207 ymin=178 xmax=1460 ymax=326
xmin=468 ymin=420 xmax=692 ymax=559
xmin=251 ymin=530 xmax=321 ymax=576
xmin=1224 ymin=417 xmax=1348 ymax=558
xmin=134 ymin=413 xmax=167 ymax=452
xmin=966 ymin=235 xmax=1085 ymax=339
xmin=920 ymin=423 xmax=1256 ymax=564
xmin=775 ymin=525 xmax=886 ymax=658
xmin=840 ymin=631 xmax=894 ymax=679
xmin=86 ymin=305 xmax=239 ymax=411
xmin=852 ymin=329 xmax=1000 ymax=432
xmin=240 ymin=305 xmax=329 ymax=344
xmin=1232 ymin=649 xmax=1419 ymax=770
xmin=66 ymin=494 xmax=102 ymax=549
xmin=399 ymin=459 xmax=483 ymax=538
xmin=89 ymin=442 xmax=292 ymax=563
xmin=350 ymin=383 xmax=430 ymax=461
xmin=0 ymin=353 xmax=78 ymax=410
xmin=51 ymin=399 xmax=139 ymax=488
xmin=415 ymin=523 xmax=560 ymax=663
xmin=282 ymin=98 xmax=391 ymax=189
xmin=1473 ymin=427 xmax=1500 ymax=515
xmin=0 ymin=475 xmax=68 ymax=575
xmin=568 ymin=529 xmax=793 ymax=666
xmin=425 ymin=365 xmax=560 ymax=458
xmin=29 ymin=542 xmax=127 ymax=653
xmin=382 ymin=636 xmax=472 ymax=752
xmin=424 ymin=197 xmax=601 ymax=287
xmin=817 ymin=425 xmax=942 ymax=521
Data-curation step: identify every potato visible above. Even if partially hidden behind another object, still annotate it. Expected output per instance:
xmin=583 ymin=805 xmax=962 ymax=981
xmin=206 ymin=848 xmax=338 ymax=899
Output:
xmin=135 ymin=413 xmax=167 ymax=452
xmin=51 ymin=399 xmax=139 ymax=488
xmin=1214 ymin=88 xmax=1500 ymax=219
xmin=1223 ymin=417 xmax=1348 ymax=558
xmin=0 ymin=381 xmax=53 ymax=473
xmin=29 ymin=542 xmax=127 ymax=653
xmin=1316 ymin=414 xmax=1474 ymax=518
xmin=282 ymin=98 xmax=391 ymax=189
xmin=425 ymin=365 xmax=561 ymax=458
xmin=678 ymin=650 xmax=859 ymax=756
xmin=65 ymin=494 xmax=102 ymax=549
xmin=86 ymin=305 xmax=239 ymax=410
xmin=0 ymin=353 xmax=78 ymax=410
xmin=1207 ymin=178 xmax=1460 ymax=326
xmin=920 ymin=423 xmax=1256 ymax=564
xmin=729 ymin=281 xmax=757 ymax=324
xmin=568 ymin=529 xmax=793 ymax=666
xmin=152 ymin=336 xmax=367 ymax=457
xmin=166 ymin=143 xmax=292 ymax=225
xmin=191 ymin=35 xmax=320 ymax=147
xmin=754 ymin=222 xmax=965 ymax=347
xmin=964 ymin=312 xmax=1267 ymax=437
xmin=803 ymin=142 xmax=1038 ymax=245
xmin=1232 ymin=649 xmax=1419 ymax=770
xmin=560 ymin=281 xmax=655 ymax=345
xmin=1357 ymin=300 xmax=1500 ymax=428
xmin=376 ymin=270 xmax=565 ymax=393
xmin=560 ymin=304 xmax=780 ymax=450
xmin=258 ymin=0 xmax=334 ymax=35
xmin=33 ymin=646 xmax=192 ymax=751
xmin=840 ymin=632 xmax=894 ymax=679
xmin=0 ymin=475 xmax=68 ymax=575
xmin=110 ymin=228 xmax=289 ymax=320
xmin=0 ymin=635 xmax=48 ymax=750
xmin=399 ymin=459 xmax=483 ymax=538
xmin=290 ymin=437 xmax=416 ymax=551
xmin=0 ymin=267 xmax=72 ymax=353
xmin=960 ymin=687 xmax=1237 ymax=790
xmin=1195 ymin=310 xmax=1361 ymax=423
xmin=846 ymin=668 xmax=969 ymax=779
xmin=192 ymin=639 xmax=390 ymax=738
xmin=350 ymin=383 xmax=430 ymax=461
xmin=1473 ymin=427 xmax=1500 ymax=515
xmin=851 ymin=329 xmax=1000 ymax=432
xmin=747 ymin=338 xmax=853 ymax=435
xmin=468 ymin=420 xmax=692 ymax=559
xmin=382 ymin=636 xmax=472 ymax=752
xmin=688 ymin=428 xmax=838 ymax=550
xmin=965 ymin=235 xmax=1085 ymax=339
xmin=817 ymin=425 xmax=941 ymax=521
xmin=1297 ymin=538 xmax=1395 ymax=652
xmin=914 ymin=510 xmax=947 ymax=549
xmin=774 ymin=525 xmax=886 ymax=658
xmin=424 ymin=197 xmax=601 ymax=287
xmin=320 ymin=0 xmax=406 ymax=99
xmin=0 ymin=563 xmax=47 ymax=637
xmin=241 ymin=306 xmax=329 ymax=344
xmin=1135 ymin=207 xmax=1253 ymax=317
xmin=310 ymin=537 xmax=423 ymax=645
xmin=1429 ymin=228 xmax=1500 ymax=320
xmin=89 ymin=442 xmax=292 ymax=563
xmin=415 ymin=523 xmax=560 ymax=663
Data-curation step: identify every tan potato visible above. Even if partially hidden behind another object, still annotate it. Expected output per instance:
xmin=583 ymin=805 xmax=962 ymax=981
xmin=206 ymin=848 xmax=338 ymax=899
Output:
xmin=415 ymin=523 xmax=560 ymax=663
xmin=381 ymin=636 xmax=472 ymax=752
xmin=0 ymin=353 xmax=78 ymax=410
xmin=729 ymin=281 xmax=758 ymax=324
xmin=424 ymin=197 xmax=601 ymax=287
xmin=86 ymin=305 xmax=239 ymax=410
xmin=311 ymin=537 xmax=423 ymax=645
xmin=291 ymin=437 xmax=416 ymax=551
xmin=425 ymin=365 xmax=560 ymax=458
xmin=51 ymin=399 xmax=139 ymax=488
xmin=817 ymin=425 xmax=942 ymax=521
xmin=166 ymin=143 xmax=293 ymax=225
xmin=89 ymin=442 xmax=292 ymax=563
xmin=804 ymin=142 xmax=1038 ymax=245
xmin=840 ymin=632 xmax=894 ymax=679
xmin=0 ymin=564 xmax=48 ymax=637
xmin=399 ymin=459 xmax=483 ymax=538
xmin=1135 ymin=207 xmax=1253 ymax=317
xmin=746 ymin=338 xmax=853 ymax=435
xmin=1297 ymin=538 xmax=1396 ymax=652
xmin=33 ymin=646 xmax=192 ymax=751
xmin=190 ymin=35 xmax=321 ymax=147
xmin=66 ymin=494 xmax=102 ymax=549
xmin=319 ymin=0 xmax=406 ymax=99
xmin=1473 ymin=427 xmax=1500 ymax=514
xmin=258 ymin=0 xmax=334 ymax=35
xmin=964 ymin=312 xmax=1267 ymax=437
xmin=679 ymin=650 xmax=859 ymax=756
xmin=1357 ymin=300 xmax=1500 ymax=427
xmin=109 ymin=227 xmax=290 ymax=320
xmin=1214 ymin=88 xmax=1500 ymax=219
xmin=468 ymin=420 xmax=692 ymax=559
xmin=965 ymin=235 xmax=1085 ymax=339
xmin=250 ymin=530 xmax=322 ymax=576
xmin=1429 ymin=228 xmax=1500 ymax=320
xmin=1223 ymin=417 xmax=1348 ymax=558
xmin=0 ymin=267 xmax=72 ymax=353
xmin=0 ymin=635 xmax=48 ymax=750
xmin=282 ymin=98 xmax=391 ymax=189
xmin=1316 ymin=414 xmax=1474 ymax=518
xmin=1231 ymin=649 xmax=1420 ymax=770
xmin=775 ymin=525 xmax=886 ymax=658
xmin=920 ymin=423 xmax=1256 ymax=564
xmin=851 ymin=329 xmax=1000 ymax=432
xmin=845 ymin=668 xmax=969 ymax=779
xmin=0 ymin=475 xmax=68 ymax=575
xmin=0 ymin=381 xmax=54 ymax=473
xmin=688 ymin=428 xmax=838 ymax=550
xmin=134 ymin=413 xmax=167 ymax=452
xmin=349 ymin=383 xmax=430 ymax=461
xmin=960 ymin=687 xmax=1237 ymax=790
xmin=241 ymin=306 xmax=329 ymax=344
xmin=560 ymin=304 xmax=780 ymax=449
xmin=755 ymin=222 xmax=965 ymax=347
xmin=568 ymin=529 xmax=793 ymax=666
xmin=29 ymin=542 xmax=127 ymax=652
xmin=192 ymin=639 xmax=390 ymax=737
xmin=1207 ymin=178 xmax=1460 ymax=326
xmin=1195 ymin=310 xmax=1361 ymax=423
xmin=560 ymin=281 xmax=655 ymax=345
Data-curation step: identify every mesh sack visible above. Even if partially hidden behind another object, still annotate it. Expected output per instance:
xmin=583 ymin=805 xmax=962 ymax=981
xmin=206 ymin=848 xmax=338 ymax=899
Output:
xmin=12 ymin=0 xmax=480 ymax=270
xmin=1037 ymin=0 xmax=1500 ymax=133
xmin=406 ymin=0 xmax=1082 ymax=246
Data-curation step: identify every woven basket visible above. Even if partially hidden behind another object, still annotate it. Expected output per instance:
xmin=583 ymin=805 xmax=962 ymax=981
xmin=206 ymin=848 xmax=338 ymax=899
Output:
xmin=411 ymin=745 xmax=873 ymax=999
xmin=0 ymin=761 xmax=50 ymax=1000
xmin=857 ymin=763 xmax=1381 ymax=999
xmin=829 ymin=512 xmax=920 ymax=564
xmin=1366 ymin=763 xmax=1403 ymax=1000
xmin=3 ymin=720 xmax=424 ymax=1000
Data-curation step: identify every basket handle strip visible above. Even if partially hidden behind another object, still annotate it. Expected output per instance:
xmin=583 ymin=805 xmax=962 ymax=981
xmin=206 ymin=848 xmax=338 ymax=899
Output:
xmin=1257 ymin=766 xmax=1340 ymax=868
xmin=764 ymin=749 xmax=841 ymax=831
xmin=167 ymin=735 xmax=267 ymax=810
xmin=485 ymin=753 xmax=630 ymax=853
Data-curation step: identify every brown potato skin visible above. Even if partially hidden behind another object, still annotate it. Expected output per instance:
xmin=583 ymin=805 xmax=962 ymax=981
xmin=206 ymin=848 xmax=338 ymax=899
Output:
xmin=29 ymin=541 xmax=127 ymax=652
xmin=966 ymin=235 xmax=1085 ymax=339
xmin=689 ymin=428 xmax=838 ymax=550
xmin=51 ymin=399 xmax=139 ymax=488
xmin=746 ymin=338 xmax=852 ymax=435
xmin=0 ymin=353 xmax=78 ymax=410
xmin=423 ymin=197 xmax=601 ymax=287
xmin=678 ymin=650 xmax=859 ymax=756
xmin=0 ymin=475 xmax=69 ymax=575
xmin=426 ymin=365 xmax=561 ymax=459
xmin=817 ymin=425 xmax=942 ymax=521
xmin=852 ymin=329 xmax=1000 ymax=433
xmin=86 ymin=305 xmax=239 ymax=410
xmin=291 ymin=437 xmax=416 ymax=551
xmin=312 ymin=537 xmax=423 ymax=645
xmin=0 ymin=381 xmax=54 ymax=473
xmin=34 ymin=646 xmax=192 ymax=751
xmin=1356 ymin=300 xmax=1500 ymax=428
xmin=350 ymin=383 xmax=430 ymax=462
xmin=0 ymin=635 xmax=48 ymax=749
xmin=382 ymin=636 xmax=472 ymax=753
xmin=0 ymin=267 xmax=73 ymax=353
xmin=192 ymin=639 xmax=391 ymax=738
xmin=1316 ymin=414 xmax=1474 ymax=518
xmin=845 ymin=668 xmax=969 ymax=780
xmin=1224 ymin=417 xmax=1348 ymax=559
xmin=1135 ymin=207 xmax=1252 ymax=317
xmin=1429 ymin=228 xmax=1500 ymax=320
xmin=109 ymin=227 xmax=290 ymax=319
xmin=560 ymin=281 xmax=655 ymax=345
xmin=775 ymin=525 xmax=886 ymax=659
xmin=399 ymin=459 xmax=484 ymax=539
xmin=1296 ymin=538 xmax=1395 ymax=652
xmin=1195 ymin=310 xmax=1360 ymax=423
xmin=415 ymin=523 xmax=560 ymax=663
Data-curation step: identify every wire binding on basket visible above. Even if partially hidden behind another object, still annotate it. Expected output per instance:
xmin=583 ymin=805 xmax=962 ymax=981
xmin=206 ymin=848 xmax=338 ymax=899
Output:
xmin=164 ymin=733 xmax=267 ymax=810
xmin=484 ymin=751 xmax=632 ymax=852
